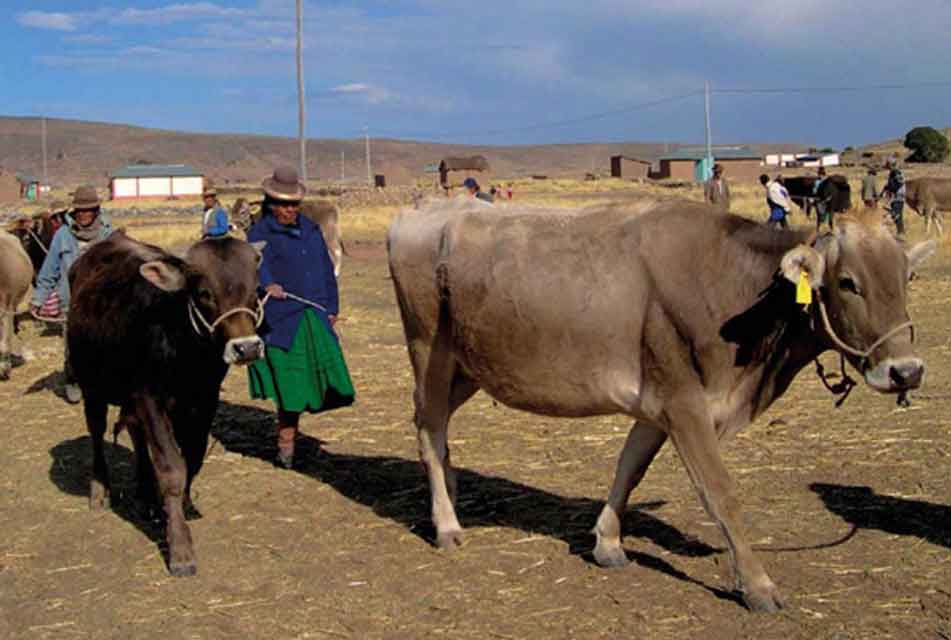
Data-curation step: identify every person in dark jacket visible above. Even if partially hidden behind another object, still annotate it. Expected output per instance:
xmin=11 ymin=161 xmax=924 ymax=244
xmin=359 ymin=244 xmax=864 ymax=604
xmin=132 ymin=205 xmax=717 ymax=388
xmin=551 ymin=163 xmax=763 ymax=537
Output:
xmin=247 ymin=166 xmax=355 ymax=468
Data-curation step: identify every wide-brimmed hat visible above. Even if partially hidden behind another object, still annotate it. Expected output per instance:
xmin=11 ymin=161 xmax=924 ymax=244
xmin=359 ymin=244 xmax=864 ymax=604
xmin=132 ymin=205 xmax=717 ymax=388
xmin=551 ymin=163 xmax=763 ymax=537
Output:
xmin=48 ymin=200 xmax=68 ymax=213
xmin=262 ymin=166 xmax=306 ymax=201
xmin=202 ymin=180 xmax=217 ymax=198
xmin=70 ymin=185 xmax=100 ymax=210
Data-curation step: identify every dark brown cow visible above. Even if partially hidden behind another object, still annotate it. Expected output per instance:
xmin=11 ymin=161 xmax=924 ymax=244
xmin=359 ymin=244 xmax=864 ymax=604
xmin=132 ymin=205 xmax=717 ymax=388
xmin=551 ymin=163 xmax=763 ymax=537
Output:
xmin=0 ymin=230 xmax=32 ymax=379
xmin=68 ymin=232 xmax=265 ymax=576
xmin=388 ymin=198 xmax=933 ymax=612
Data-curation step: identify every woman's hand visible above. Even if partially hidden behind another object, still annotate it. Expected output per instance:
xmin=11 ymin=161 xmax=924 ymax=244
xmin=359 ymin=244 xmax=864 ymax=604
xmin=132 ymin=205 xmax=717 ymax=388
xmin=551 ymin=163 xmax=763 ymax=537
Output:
xmin=265 ymin=283 xmax=287 ymax=299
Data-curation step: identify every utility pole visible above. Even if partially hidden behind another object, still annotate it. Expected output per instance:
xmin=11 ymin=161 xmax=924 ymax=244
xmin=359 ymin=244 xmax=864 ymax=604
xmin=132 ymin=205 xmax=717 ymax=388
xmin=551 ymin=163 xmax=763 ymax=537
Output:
xmin=365 ymin=127 xmax=372 ymax=185
xmin=295 ymin=0 xmax=307 ymax=182
xmin=703 ymin=80 xmax=713 ymax=180
xmin=340 ymin=150 xmax=345 ymax=182
xmin=41 ymin=116 xmax=48 ymax=188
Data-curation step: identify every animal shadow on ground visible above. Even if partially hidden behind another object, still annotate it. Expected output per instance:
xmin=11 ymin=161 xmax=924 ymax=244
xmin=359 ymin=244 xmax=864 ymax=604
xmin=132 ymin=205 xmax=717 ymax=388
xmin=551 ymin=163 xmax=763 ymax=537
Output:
xmin=213 ymin=401 xmax=739 ymax=605
xmin=49 ymin=436 xmax=181 ymax=569
xmin=25 ymin=371 xmax=67 ymax=398
xmin=811 ymin=483 xmax=951 ymax=548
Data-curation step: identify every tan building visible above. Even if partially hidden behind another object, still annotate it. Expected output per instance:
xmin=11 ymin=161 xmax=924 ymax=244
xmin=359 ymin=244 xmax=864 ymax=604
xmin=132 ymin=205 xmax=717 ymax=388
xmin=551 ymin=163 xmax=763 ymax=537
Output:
xmin=610 ymin=155 xmax=652 ymax=179
xmin=656 ymin=147 xmax=763 ymax=182
xmin=0 ymin=170 xmax=20 ymax=203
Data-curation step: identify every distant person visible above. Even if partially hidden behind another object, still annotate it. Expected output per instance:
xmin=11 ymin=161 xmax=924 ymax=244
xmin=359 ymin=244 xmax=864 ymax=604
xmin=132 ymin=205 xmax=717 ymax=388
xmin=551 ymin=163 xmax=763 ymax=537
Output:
xmin=463 ymin=177 xmax=493 ymax=204
xmin=30 ymin=186 xmax=114 ymax=404
xmin=760 ymin=174 xmax=791 ymax=229
xmin=703 ymin=163 xmax=731 ymax=211
xmin=201 ymin=182 xmax=230 ymax=238
xmin=812 ymin=167 xmax=830 ymax=227
xmin=506 ymin=183 xmax=513 ymax=200
xmin=881 ymin=160 xmax=907 ymax=235
xmin=861 ymin=167 xmax=879 ymax=208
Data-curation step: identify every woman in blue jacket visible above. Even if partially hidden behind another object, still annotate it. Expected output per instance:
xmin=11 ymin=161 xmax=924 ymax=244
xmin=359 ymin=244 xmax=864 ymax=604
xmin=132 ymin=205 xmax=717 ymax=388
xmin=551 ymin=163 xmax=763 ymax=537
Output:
xmin=30 ymin=185 xmax=113 ymax=403
xmin=247 ymin=166 xmax=355 ymax=468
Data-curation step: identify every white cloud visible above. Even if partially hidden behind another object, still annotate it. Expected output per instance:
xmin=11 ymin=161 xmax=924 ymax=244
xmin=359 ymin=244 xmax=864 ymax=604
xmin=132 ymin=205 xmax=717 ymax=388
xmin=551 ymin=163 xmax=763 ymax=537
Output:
xmin=111 ymin=2 xmax=250 ymax=26
xmin=17 ymin=11 xmax=78 ymax=31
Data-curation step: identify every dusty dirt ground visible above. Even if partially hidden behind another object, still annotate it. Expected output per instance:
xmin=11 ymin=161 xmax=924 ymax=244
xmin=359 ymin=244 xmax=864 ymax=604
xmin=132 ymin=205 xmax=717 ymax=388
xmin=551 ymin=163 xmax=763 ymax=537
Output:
xmin=1 ymin=226 xmax=950 ymax=640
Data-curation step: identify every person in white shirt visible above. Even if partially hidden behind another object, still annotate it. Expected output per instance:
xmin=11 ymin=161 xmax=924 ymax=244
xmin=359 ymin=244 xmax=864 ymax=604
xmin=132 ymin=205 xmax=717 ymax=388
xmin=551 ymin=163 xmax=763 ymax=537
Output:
xmin=760 ymin=174 xmax=792 ymax=229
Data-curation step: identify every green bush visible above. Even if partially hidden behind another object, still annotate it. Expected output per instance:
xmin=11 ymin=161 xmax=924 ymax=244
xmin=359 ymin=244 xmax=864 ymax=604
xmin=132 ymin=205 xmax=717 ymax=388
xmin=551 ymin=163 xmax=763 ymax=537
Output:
xmin=904 ymin=126 xmax=950 ymax=163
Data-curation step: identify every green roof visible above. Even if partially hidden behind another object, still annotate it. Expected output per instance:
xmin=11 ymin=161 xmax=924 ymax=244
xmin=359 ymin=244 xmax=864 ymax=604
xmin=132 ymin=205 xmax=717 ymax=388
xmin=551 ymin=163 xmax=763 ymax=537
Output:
xmin=660 ymin=147 xmax=761 ymax=161
xmin=111 ymin=164 xmax=202 ymax=179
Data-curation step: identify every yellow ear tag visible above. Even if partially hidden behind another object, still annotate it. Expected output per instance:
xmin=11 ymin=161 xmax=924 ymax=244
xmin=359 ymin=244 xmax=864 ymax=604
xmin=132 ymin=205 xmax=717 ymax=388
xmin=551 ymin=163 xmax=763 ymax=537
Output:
xmin=796 ymin=272 xmax=813 ymax=306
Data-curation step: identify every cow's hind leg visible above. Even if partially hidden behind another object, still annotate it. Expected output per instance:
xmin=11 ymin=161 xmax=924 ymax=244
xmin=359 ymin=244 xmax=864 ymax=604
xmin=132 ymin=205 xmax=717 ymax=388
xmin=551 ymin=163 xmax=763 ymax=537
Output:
xmin=0 ymin=306 xmax=12 ymax=381
xmin=414 ymin=347 xmax=476 ymax=549
xmin=668 ymin=403 xmax=782 ymax=613
xmin=85 ymin=397 xmax=111 ymax=509
xmin=125 ymin=414 xmax=158 ymax=509
xmin=593 ymin=420 xmax=667 ymax=567
xmin=135 ymin=394 xmax=196 ymax=577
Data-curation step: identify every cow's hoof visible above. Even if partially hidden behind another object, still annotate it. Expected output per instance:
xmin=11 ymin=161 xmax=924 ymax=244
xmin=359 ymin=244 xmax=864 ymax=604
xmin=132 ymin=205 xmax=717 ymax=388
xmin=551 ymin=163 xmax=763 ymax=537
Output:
xmin=742 ymin=582 xmax=785 ymax=613
xmin=436 ymin=529 xmax=464 ymax=550
xmin=592 ymin=542 xmax=630 ymax=568
xmin=168 ymin=561 xmax=198 ymax=578
xmin=89 ymin=482 xmax=110 ymax=510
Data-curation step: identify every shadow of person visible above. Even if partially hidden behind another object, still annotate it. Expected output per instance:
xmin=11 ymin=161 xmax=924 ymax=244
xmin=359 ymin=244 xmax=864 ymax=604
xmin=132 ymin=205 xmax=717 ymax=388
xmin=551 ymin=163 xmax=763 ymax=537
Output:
xmin=48 ymin=436 xmax=169 ymax=566
xmin=25 ymin=371 xmax=65 ymax=396
xmin=811 ymin=483 xmax=951 ymax=548
xmin=212 ymin=401 xmax=736 ymax=602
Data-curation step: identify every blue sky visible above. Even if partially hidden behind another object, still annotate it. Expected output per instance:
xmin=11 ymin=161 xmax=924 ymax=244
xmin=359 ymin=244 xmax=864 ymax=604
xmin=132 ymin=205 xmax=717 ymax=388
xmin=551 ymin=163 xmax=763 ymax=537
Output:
xmin=5 ymin=1 xmax=951 ymax=147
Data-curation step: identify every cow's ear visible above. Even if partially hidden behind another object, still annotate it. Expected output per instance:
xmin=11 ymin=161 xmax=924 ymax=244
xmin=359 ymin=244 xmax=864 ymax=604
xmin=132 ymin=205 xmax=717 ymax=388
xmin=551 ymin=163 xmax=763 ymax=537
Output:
xmin=249 ymin=241 xmax=267 ymax=263
xmin=780 ymin=245 xmax=825 ymax=289
xmin=906 ymin=240 xmax=936 ymax=280
xmin=139 ymin=260 xmax=187 ymax=292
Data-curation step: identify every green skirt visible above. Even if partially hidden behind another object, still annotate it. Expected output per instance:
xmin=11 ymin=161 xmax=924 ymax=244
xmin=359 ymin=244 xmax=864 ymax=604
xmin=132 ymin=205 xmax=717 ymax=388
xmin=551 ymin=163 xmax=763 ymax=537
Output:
xmin=248 ymin=309 xmax=355 ymax=413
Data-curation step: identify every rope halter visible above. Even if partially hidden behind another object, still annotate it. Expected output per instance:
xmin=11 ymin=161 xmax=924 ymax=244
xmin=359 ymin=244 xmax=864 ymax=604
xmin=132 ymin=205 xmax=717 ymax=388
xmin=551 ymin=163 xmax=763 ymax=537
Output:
xmin=814 ymin=292 xmax=914 ymax=368
xmin=187 ymin=292 xmax=269 ymax=337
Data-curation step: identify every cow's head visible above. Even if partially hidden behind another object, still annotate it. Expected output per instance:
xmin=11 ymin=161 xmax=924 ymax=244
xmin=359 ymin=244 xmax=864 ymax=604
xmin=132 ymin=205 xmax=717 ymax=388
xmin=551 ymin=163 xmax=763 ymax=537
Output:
xmin=139 ymin=238 xmax=266 ymax=365
xmin=781 ymin=218 xmax=935 ymax=393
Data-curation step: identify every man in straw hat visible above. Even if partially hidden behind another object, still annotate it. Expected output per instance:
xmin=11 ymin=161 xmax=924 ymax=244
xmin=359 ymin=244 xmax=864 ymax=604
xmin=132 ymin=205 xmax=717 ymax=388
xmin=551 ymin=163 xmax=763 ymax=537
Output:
xmin=201 ymin=180 xmax=231 ymax=239
xmin=31 ymin=185 xmax=114 ymax=403
xmin=247 ymin=166 xmax=355 ymax=468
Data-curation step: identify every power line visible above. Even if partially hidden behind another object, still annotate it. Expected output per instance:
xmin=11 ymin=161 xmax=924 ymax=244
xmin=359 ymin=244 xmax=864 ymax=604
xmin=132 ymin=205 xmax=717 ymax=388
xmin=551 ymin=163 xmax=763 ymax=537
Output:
xmin=362 ymin=90 xmax=703 ymax=140
xmin=714 ymin=81 xmax=951 ymax=94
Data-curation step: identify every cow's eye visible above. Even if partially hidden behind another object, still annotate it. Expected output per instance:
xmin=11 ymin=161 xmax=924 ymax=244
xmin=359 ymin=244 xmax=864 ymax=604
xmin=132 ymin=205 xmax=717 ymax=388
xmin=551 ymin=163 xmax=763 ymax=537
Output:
xmin=839 ymin=277 xmax=860 ymax=295
xmin=198 ymin=288 xmax=215 ymax=304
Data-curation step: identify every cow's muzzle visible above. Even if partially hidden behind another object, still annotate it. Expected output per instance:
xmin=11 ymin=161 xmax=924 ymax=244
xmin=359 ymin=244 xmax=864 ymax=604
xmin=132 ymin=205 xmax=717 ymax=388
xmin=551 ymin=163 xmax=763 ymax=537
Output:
xmin=865 ymin=357 xmax=925 ymax=393
xmin=224 ymin=336 xmax=264 ymax=365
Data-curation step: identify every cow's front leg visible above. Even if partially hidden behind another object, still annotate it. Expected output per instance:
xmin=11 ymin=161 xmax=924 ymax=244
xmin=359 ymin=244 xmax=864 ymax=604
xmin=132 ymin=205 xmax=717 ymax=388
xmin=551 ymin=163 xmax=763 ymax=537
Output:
xmin=668 ymin=401 xmax=783 ymax=613
xmin=136 ymin=394 xmax=196 ymax=577
xmin=593 ymin=420 xmax=667 ymax=567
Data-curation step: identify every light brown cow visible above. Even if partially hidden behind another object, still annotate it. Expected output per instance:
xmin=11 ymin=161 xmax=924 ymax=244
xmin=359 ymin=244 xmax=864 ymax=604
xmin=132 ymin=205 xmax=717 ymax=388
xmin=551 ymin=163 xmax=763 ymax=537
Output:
xmin=233 ymin=198 xmax=345 ymax=277
xmin=0 ymin=231 xmax=33 ymax=380
xmin=387 ymin=198 xmax=934 ymax=613
xmin=906 ymin=177 xmax=951 ymax=236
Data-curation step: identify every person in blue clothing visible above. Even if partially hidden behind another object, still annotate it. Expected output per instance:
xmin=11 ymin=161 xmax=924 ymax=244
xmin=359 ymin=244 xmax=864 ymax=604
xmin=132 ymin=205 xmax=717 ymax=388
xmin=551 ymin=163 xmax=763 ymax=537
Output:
xmin=246 ymin=166 xmax=355 ymax=468
xmin=30 ymin=185 xmax=114 ymax=403
xmin=200 ymin=181 xmax=230 ymax=238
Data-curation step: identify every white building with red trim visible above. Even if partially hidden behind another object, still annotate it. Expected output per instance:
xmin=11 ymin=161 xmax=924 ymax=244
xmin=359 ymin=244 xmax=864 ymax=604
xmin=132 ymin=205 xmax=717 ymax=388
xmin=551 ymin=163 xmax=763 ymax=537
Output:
xmin=110 ymin=164 xmax=204 ymax=200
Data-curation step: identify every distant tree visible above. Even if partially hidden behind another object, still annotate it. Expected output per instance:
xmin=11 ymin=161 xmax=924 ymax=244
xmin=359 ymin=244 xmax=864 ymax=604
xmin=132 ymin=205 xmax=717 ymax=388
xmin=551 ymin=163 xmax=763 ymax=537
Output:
xmin=843 ymin=146 xmax=854 ymax=152
xmin=820 ymin=147 xmax=836 ymax=153
xmin=904 ymin=126 xmax=950 ymax=163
